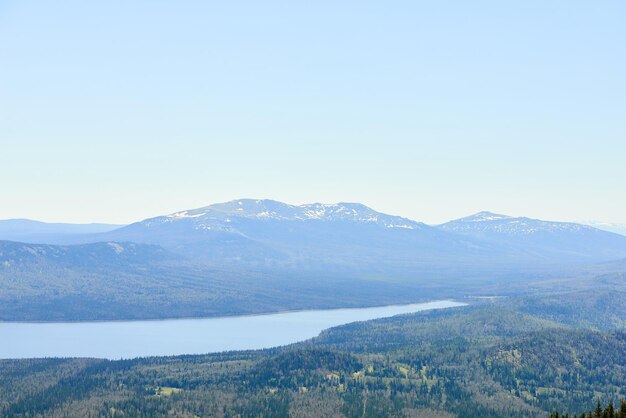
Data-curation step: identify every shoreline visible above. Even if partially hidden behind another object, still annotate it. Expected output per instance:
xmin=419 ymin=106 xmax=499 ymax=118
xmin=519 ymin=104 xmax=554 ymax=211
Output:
xmin=0 ymin=299 xmax=466 ymax=325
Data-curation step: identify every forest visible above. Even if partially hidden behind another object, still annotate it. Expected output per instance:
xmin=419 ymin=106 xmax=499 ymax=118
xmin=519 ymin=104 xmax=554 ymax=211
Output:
xmin=1 ymin=297 xmax=625 ymax=417
xmin=550 ymin=400 xmax=626 ymax=418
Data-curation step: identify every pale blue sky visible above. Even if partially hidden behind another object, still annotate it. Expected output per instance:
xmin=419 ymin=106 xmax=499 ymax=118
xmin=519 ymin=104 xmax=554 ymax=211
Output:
xmin=1 ymin=1 xmax=624 ymax=224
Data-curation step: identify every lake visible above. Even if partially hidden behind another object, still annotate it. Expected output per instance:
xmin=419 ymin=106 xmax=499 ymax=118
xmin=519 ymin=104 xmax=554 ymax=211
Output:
xmin=0 ymin=300 xmax=466 ymax=359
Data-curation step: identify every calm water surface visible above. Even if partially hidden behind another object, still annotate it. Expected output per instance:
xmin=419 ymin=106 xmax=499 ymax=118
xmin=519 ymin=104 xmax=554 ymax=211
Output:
xmin=1 ymin=300 xmax=466 ymax=359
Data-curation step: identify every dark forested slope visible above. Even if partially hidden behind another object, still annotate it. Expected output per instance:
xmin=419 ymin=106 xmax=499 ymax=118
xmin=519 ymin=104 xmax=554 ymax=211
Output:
xmin=2 ymin=305 xmax=625 ymax=417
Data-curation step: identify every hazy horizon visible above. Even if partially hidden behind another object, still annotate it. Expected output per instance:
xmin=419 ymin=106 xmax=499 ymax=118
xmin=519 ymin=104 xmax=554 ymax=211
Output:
xmin=2 ymin=1 xmax=625 ymax=224
xmin=1 ymin=197 xmax=625 ymax=228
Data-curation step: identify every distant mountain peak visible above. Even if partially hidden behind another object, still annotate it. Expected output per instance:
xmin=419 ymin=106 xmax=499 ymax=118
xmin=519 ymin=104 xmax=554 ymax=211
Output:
xmin=457 ymin=212 xmax=512 ymax=222
xmin=159 ymin=199 xmax=423 ymax=229
xmin=439 ymin=212 xmax=601 ymax=237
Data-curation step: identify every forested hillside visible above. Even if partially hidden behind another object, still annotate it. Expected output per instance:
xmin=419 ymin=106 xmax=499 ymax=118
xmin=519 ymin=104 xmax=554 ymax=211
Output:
xmin=550 ymin=400 xmax=626 ymax=418
xmin=2 ymin=305 xmax=625 ymax=417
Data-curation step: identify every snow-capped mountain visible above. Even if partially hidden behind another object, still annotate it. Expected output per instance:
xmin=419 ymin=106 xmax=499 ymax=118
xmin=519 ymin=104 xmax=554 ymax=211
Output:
xmin=154 ymin=199 xmax=424 ymax=230
xmin=449 ymin=211 xmax=512 ymax=223
xmin=439 ymin=211 xmax=595 ymax=235
xmin=92 ymin=199 xmax=494 ymax=270
xmin=6 ymin=203 xmax=626 ymax=269
xmin=80 ymin=201 xmax=626 ymax=270
xmin=438 ymin=211 xmax=626 ymax=261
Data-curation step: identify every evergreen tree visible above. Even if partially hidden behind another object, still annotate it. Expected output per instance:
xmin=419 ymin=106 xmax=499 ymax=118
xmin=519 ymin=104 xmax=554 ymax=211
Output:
xmin=606 ymin=402 xmax=615 ymax=418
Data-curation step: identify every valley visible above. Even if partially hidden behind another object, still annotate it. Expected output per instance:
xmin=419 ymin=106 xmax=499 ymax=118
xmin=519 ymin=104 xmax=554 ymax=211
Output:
xmin=1 ymin=200 xmax=625 ymax=417
xmin=1 ymin=294 xmax=624 ymax=417
xmin=2 ymin=200 xmax=626 ymax=322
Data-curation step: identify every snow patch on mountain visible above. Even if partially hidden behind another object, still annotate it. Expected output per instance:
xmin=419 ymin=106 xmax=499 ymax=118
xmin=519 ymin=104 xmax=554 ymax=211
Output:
xmin=440 ymin=212 xmax=597 ymax=235
xmin=454 ymin=211 xmax=511 ymax=222
xmin=152 ymin=199 xmax=424 ymax=230
xmin=108 ymin=242 xmax=124 ymax=254
xmin=167 ymin=211 xmax=207 ymax=220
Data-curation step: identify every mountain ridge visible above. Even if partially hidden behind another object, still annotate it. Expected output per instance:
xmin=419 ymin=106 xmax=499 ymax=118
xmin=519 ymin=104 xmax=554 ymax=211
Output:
xmin=4 ymin=201 xmax=626 ymax=269
xmin=438 ymin=211 xmax=626 ymax=261
xmin=70 ymin=200 xmax=626 ymax=270
xmin=0 ymin=219 xmax=124 ymax=244
xmin=153 ymin=199 xmax=426 ymax=230
xmin=439 ymin=211 xmax=620 ymax=235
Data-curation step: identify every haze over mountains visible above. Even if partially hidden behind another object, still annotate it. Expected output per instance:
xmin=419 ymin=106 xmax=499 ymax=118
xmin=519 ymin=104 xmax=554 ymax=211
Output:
xmin=2 ymin=200 xmax=626 ymax=268
xmin=438 ymin=211 xmax=626 ymax=261
xmin=581 ymin=221 xmax=626 ymax=237
xmin=84 ymin=200 xmax=494 ymax=272
xmin=3 ymin=199 xmax=626 ymax=321
xmin=0 ymin=219 xmax=122 ymax=244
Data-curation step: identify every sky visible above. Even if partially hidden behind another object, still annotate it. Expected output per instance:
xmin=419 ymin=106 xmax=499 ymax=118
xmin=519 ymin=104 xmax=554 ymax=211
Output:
xmin=1 ymin=1 xmax=625 ymax=225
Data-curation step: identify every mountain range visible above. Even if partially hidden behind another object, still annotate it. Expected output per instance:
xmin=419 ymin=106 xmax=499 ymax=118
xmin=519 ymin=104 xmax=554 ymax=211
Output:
xmin=2 ymin=199 xmax=626 ymax=320
xmin=3 ymin=200 xmax=626 ymax=269
xmin=0 ymin=219 xmax=122 ymax=244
